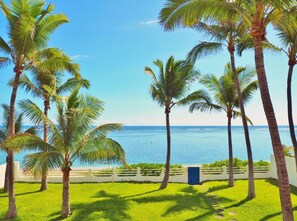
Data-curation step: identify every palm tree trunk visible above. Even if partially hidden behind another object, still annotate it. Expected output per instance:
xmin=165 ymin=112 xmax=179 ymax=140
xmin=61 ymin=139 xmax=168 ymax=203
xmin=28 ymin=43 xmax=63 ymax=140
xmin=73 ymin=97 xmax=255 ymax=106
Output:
xmin=4 ymin=155 xmax=8 ymax=193
xmin=287 ymin=63 xmax=297 ymax=171
xmin=40 ymin=99 xmax=50 ymax=191
xmin=229 ymin=49 xmax=255 ymax=198
xmin=160 ymin=109 xmax=171 ymax=189
xmin=227 ymin=114 xmax=234 ymax=187
xmin=253 ymin=35 xmax=293 ymax=221
xmin=6 ymin=69 xmax=22 ymax=218
xmin=61 ymin=167 xmax=71 ymax=218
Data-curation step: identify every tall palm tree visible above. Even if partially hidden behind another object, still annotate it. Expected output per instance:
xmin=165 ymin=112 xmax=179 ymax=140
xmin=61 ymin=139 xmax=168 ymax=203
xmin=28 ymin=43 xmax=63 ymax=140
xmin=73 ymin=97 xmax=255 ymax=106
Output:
xmin=0 ymin=0 xmax=68 ymax=217
xmin=18 ymin=48 xmax=90 ymax=191
xmin=275 ymin=14 xmax=297 ymax=173
xmin=4 ymin=89 xmax=127 ymax=218
xmin=0 ymin=104 xmax=36 ymax=193
xmin=188 ymin=63 xmax=257 ymax=187
xmin=185 ymin=19 xmax=256 ymax=198
xmin=159 ymin=1 xmax=295 ymax=219
xmin=145 ymin=56 xmax=207 ymax=189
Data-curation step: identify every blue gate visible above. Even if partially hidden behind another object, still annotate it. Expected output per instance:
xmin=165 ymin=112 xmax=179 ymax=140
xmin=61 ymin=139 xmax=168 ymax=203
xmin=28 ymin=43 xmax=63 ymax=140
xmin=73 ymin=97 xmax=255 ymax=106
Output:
xmin=188 ymin=167 xmax=200 ymax=185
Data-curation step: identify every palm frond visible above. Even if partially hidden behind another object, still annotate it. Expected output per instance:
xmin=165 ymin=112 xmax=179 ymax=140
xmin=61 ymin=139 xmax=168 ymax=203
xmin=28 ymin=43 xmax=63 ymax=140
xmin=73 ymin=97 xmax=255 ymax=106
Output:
xmin=18 ymin=74 xmax=42 ymax=97
xmin=0 ymin=37 xmax=12 ymax=55
xmin=177 ymin=89 xmax=211 ymax=106
xmin=56 ymin=78 xmax=90 ymax=95
xmin=19 ymin=99 xmax=53 ymax=126
xmin=22 ymin=151 xmax=63 ymax=177
xmin=189 ymin=101 xmax=222 ymax=113
xmin=77 ymin=137 xmax=127 ymax=167
xmin=232 ymin=110 xmax=253 ymax=126
xmin=0 ymin=57 xmax=12 ymax=69
xmin=2 ymin=132 xmax=55 ymax=152
xmin=187 ymin=41 xmax=223 ymax=64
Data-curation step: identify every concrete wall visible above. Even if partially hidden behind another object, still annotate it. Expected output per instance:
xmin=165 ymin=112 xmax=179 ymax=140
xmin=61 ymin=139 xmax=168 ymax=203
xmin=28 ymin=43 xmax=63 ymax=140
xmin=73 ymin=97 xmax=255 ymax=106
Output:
xmin=0 ymin=164 xmax=5 ymax=188
xmin=270 ymin=154 xmax=297 ymax=187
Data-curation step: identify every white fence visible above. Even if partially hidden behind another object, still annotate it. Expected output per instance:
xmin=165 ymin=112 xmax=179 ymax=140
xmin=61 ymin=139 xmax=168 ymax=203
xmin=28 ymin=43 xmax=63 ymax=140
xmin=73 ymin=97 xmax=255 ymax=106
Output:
xmin=0 ymin=154 xmax=296 ymax=187
xmin=200 ymin=165 xmax=271 ymax=182
xmin=270 ymin=154 xmax=297 ymax=187
xmin=0 ymin=164 xmax=5 ymax=188
xmin=13 ymin=162 xmax=188 ymax=184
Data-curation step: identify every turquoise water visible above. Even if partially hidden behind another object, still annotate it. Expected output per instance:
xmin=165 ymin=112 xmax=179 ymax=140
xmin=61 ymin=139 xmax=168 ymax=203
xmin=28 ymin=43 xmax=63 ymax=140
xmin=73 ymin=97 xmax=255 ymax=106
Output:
xmin=0 ymin=126 xmax=293 ymax=166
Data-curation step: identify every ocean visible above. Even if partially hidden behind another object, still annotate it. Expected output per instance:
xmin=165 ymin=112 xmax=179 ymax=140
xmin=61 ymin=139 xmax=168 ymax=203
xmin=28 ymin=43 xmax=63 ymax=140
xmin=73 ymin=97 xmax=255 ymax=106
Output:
xmin=0 ymin=126 xmax=293 ymax=167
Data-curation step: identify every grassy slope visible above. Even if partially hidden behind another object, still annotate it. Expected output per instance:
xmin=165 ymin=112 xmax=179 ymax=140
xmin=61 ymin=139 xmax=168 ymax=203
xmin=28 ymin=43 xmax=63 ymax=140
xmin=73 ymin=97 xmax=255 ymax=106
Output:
xmin=0 ymin=179 xmax=296 ymax=220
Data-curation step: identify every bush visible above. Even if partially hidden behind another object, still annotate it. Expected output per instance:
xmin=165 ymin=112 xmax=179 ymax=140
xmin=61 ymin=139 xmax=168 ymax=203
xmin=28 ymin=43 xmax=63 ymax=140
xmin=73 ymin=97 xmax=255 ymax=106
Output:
xmin=202 ymin=158 xmax=270 ymax=168
xmin=118 ymin=163 xmax=182 ymax=169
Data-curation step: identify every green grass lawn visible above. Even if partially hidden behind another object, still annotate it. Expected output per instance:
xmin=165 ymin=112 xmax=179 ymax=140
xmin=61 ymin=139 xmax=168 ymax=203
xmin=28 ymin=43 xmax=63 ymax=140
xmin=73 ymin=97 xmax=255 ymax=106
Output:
xmin=0 ymin=179 xmax=297 ymax=220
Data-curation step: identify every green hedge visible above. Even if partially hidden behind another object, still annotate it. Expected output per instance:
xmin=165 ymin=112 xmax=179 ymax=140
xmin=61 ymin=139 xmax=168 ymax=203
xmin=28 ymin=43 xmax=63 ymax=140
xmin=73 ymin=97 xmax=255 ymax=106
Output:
xmin=118 ymin=163 xmax=182 ymax=169
xmin=202 ymin=158 xmax=270 ymax=168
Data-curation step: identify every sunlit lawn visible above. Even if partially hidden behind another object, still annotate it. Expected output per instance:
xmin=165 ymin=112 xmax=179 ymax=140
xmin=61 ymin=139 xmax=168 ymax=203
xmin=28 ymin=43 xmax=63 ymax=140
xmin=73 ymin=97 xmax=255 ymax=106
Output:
xmin=0 ymin=179 xmax=297 ymax=220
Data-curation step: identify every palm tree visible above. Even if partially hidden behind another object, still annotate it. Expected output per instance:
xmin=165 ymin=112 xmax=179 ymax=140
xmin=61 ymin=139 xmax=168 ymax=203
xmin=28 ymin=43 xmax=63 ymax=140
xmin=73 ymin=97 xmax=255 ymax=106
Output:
xmin=18 ymin=48 xmax=90 ymax=191
xmin=275 ymin=14 xmax=297 ymax=173
xmin=188 ymin=63 xmax=257 ymax=187
xmin=145 ymin=56 xmax=207 ymax=189
xmin=0 ymin=104 xmax=36 ymax=193
xmin=184 ymin=19 xmax=256 ymax=198
xmin=4 ymin=89 xmax=127 ymax=218
xmin=159 ymin=1 xmax=295 ymax=219
xmin=0 ymin=0 xmax=68 ymax=217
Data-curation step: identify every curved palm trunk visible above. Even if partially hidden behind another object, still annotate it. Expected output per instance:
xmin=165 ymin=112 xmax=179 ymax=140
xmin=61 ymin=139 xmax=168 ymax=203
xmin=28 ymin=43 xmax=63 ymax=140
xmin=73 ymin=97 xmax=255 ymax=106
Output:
xmin=253 ymin=35 xmax=293 ymax=220
xmin=160 ymin=109 xmax=171 ymax=189
xmin=6 ymin=69 xmax=22 ymax=218
xmin=40 ymin=99 xmax=50 ymax=191
xmin=287 ymin=63 xmax=297 ymax=171
xmin=229 ymin=49 xmax=255 ymax=198
xmin=61 ymin=167 xmax=71 ymax=218
xmin=227 ymin=114 xmax=234 ymax=187
xmin=4 ymin=155 xmax=8 ymax=193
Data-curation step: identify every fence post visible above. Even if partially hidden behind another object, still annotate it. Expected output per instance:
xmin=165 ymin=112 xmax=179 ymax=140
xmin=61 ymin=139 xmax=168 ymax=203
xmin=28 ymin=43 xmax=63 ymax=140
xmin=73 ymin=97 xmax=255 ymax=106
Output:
xmin=160 ymin=167 xmax=165 ymax=177
xmin=112 ymin=168 xmax=117 ymax=182
xmin=222 ymin=166 xmax=227 ymax=178
xmin=136 ymin=167 xmax=141 ymax=176
xmin=87 ymin=169 xmax=93 ymax=178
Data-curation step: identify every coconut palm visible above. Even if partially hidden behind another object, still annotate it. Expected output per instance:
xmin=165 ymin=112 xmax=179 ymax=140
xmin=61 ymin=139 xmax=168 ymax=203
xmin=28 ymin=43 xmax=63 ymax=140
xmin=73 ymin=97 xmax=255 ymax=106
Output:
xmin=145 ymin=56 xmax=207 ymax=189
xmin=0 ymin=0 xmax=68 ymax=217
xmin=159 ymin=1 xmax=295 ymax=219
xmin=3 ymin=89 xmax=127 ymax=218
xmin=275 ymin=14 xmax=297 ymax=172
xmin=0 ymin=104 xmax=36 ymax=193
xmin=18 ymin=48 xmax=90 ymax=191
xmin=188 ymin=63 xmax=257 ymax=187
xmin=184 ymin=19 xmax=256 ymax=198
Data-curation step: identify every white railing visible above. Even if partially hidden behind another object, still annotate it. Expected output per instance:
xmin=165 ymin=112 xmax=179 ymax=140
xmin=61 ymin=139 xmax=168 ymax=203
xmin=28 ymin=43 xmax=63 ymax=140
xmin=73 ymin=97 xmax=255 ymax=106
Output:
xmin=13 ymin=162 xmax=188 ymax=183
xmin=0 ymin=158 xmax=281 ymax=188
xmin=200 ymin=165 xmax=271 ymax=182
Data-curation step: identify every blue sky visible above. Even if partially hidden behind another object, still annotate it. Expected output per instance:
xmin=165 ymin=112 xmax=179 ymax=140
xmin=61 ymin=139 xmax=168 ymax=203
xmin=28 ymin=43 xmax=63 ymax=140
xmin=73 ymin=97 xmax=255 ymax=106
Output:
xmin=0 ymin=0 xmax=294 ymax=126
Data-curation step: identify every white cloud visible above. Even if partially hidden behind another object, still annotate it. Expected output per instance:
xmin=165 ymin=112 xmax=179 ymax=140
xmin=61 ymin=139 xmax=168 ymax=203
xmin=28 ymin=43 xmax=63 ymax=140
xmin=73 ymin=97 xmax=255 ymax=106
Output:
xmin=70 ymin=54 xmax=89 ymax=59
xmin=139 ymin=19 xmax=158 ymax=26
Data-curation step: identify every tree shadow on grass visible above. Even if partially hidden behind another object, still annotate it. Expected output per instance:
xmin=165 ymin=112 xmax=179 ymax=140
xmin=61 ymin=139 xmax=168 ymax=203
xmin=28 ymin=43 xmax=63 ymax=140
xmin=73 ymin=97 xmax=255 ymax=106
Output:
xmin=207 ymin=184 xmax=229 ymax=193
xmin=0 ymin=189 xmax=40 ymax=198
xmin=259 ymin=206 xmax=297 ymax=221
xmin=123 ymin=189 xmax=160 ymax=199
xmin=132 ymin=185 xmax=233 ymax=220
xmin=224 ymin=196 xmax=251 ymax=210
xmin=265 ymin=179 xmax=297 ymax=196
xmin=66 ymin=190 xmax=132 ymax=221
xmin=15 ymin=190 xmax=40 ymax=196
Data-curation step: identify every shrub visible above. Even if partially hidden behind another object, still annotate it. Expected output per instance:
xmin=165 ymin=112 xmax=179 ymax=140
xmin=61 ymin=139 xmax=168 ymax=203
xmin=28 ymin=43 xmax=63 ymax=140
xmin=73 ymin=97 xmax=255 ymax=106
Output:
xmin=118 ymin=163 xmax=182 ymax=169
xmin=202 ymin=158 xmax=270 ymax=168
